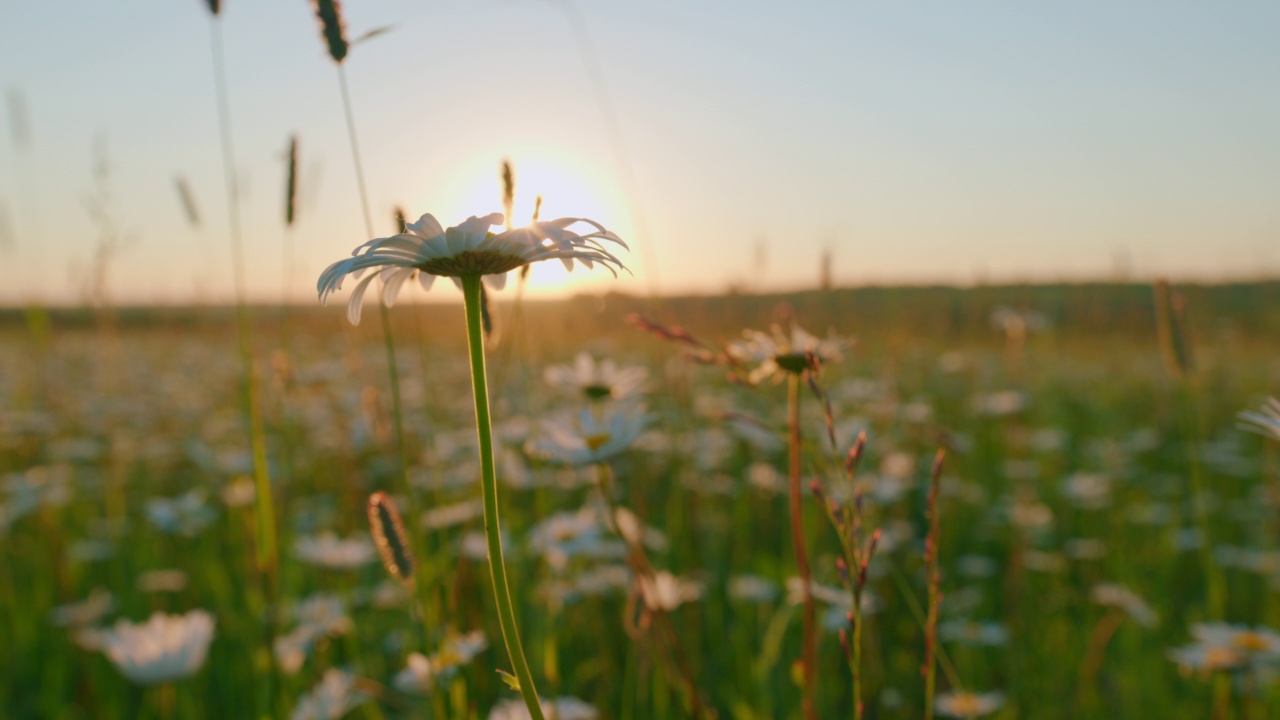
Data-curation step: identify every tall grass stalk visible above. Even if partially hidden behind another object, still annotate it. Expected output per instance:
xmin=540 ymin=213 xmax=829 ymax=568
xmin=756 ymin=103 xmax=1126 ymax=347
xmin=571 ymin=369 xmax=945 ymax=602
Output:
xmin=1154 ymin=280 xmax=1224 ymax=620
xmin=207 ymin=11 xmax=280 ymax=716
xmin=787 ymin=373 xmax=818 ymax=720
xmin=594 ymin=463 xmax=706 ymax=718
xmin=923 ymin=449 xmax=945 ymax=720
xmin=329 ymin=55 xmax=431 ymax=633
xmin=334 ymin=61 xmax=410 ymax=497
xmin=461 ymin=273 xmax=545 ymax=720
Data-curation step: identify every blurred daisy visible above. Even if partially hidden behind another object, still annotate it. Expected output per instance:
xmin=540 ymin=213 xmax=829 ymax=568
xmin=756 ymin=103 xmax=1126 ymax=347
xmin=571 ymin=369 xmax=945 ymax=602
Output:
xmin=1061 ymin=472 xmax=1112 ymax=510
xmin=274 ymin=594 xmax=354 ymax=675
xmin=100 ymin=610 xmax=215 ymax=685
xmin=545 ymin=352 xmax=648 ymax=401
xmin=638 ymin=571 xmax=703 ymax=612
xmin=939 ymin=620 xmax=1010 ymax=647
xmin=729 ymin=574 xmax=780 ymax=603
xmin=935 ymin=691 xmax=1005 ymax=718
xmin=1170 ymin=623 xmax=1280 ymax=675
xmin=420 ymin=500 xmax=483 ymax=531
xmin=728 ymin=325 xmax=845 ymax=384
xmin=137 ymin=569 xmax=189 ymax=594
xmin=1240 ymin=398 xmax=1280 ymax=442
xmin=526 ymin=507 xmax=624 ymax=571
xmin=50 ymin=588 xmax=114 ymax=628
xmin=294 ymin=532 xmax=376 ymax=570
xmin=1091 ymin=583 xmax=1158 ymax=628
xmin=541 ymin=564 xmax=632 ymax=606
xmin=488 ymin=696 xmax=599 ymax=720
xmin=317 ymin=212 xmax=627 ymax=324
xmin=393 ymin=630 xmax=487 ymax=694
xmin=291 ymin=669 xmax=367 ymax=720
xmin=526 ymin=405 xmax=650 ymax=466
xmin=973 ymin=390 xmax=1027 ymax=417
xmin=146 ymin=490 xmax=217 ymax=536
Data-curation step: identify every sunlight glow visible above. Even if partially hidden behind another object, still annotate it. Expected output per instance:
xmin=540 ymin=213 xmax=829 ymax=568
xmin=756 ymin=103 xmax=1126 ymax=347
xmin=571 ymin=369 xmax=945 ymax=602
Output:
xmin=428 ymin=147 xmax=632 ymax=297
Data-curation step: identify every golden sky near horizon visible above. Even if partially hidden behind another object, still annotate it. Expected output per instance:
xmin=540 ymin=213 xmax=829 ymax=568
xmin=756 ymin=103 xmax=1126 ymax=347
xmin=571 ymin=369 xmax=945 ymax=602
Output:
xmin=2 ymin=1 xmax=1279 ymax=306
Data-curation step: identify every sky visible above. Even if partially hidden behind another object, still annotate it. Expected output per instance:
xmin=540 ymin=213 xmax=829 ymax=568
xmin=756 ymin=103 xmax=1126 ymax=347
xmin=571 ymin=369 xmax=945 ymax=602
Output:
xmin=1 ymin=1 xmax=1278 ymax=306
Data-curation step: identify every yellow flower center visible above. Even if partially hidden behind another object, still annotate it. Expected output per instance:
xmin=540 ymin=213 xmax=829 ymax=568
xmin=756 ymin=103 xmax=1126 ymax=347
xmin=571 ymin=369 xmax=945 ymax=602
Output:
xmin=418 ymin=249 xmax=528 ymax=277
xmin=948 ymin=693 xmax=983 ymax=716
xmin=1234 ymin=632 xmax=1270 ymax=652
xmin=585 ymin=433 xmax=612 ymax=452
xmin=1204 ymin=646 xmax=1244 ymax=669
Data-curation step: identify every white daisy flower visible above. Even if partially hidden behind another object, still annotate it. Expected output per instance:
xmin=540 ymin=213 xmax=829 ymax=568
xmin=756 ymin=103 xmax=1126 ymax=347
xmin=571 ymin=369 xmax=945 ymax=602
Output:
xmin=392 ymin=630 xmax=488 ymax=694
xmin=291 ymin=669 xmax=367 ymax=720
xmin=935 ymin=691 xmax=1005 ymax=718
xmin=526 ymin=405 xmax=650 ymax=466
xmin=273 ymin=594 xmax=354 ymax=675
xmin=146 ymin=490 xmax=217 ymax=537
xmin=544 ymin=353 xmax=648 ymax=402
xmin=638 ymin=571 xmax=703 ymax=612
xmin=1091 ymin=583 xmax=1159 ymax=628
xmin=1169 ymin=623 xmax=1280 ymax=674
xmin=293 ymin=532 xmax=377 ymax=570
xmin=49 ymin=588 xmax=115 ymax=628
xmin=99 ymin=610 xmax=216 ymax=685
xmin=728 ymin=325 xmax=845 ymax=384
xmin=317 ymin=212 xmax=627 ymax=324
xmin=488 ymin=696 xmax=599 ymax=720
xmin=1240 ymin=398 xmax=1280 ymax=442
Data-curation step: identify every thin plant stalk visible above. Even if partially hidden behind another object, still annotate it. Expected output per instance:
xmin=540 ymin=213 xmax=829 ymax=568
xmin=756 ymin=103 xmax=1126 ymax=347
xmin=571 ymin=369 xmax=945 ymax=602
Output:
xmin=461 ymin=273 xmax=545 ymax=720
xmin=333 ymin=61 xmax=432 ymax=630
xmin=923 ymin=449 xmax=945 ymax=720
xmin=787 ymin=373 xmax=817 ymax=720
xmin=1179 ymin=381 xmax=1224 ymax=620
xmin=207 ymin=20 xmax=280 ymax=715
xmin=334 ymin=61 xmax=410 ymax=499
xmin=594 ymin=463 xmax=706 ymax=718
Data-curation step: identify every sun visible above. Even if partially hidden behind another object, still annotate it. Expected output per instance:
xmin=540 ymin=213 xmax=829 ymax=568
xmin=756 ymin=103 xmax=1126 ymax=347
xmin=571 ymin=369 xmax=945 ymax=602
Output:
xmin=429 ymin=148 xmax=632 ymax=297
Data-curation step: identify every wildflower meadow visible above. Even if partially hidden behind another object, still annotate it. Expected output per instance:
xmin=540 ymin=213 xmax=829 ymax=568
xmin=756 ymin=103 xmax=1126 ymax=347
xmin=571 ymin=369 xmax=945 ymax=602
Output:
xmin=4 ymin=2 xmax=1280 ymax=719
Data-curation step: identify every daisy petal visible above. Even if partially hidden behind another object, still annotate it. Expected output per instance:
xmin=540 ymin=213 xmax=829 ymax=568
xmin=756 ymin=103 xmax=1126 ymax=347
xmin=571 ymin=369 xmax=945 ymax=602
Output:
xmin=346 ymin=272 xmax=380 ymax=325
xmin=483 ymin=272 xmax=508 ymax=291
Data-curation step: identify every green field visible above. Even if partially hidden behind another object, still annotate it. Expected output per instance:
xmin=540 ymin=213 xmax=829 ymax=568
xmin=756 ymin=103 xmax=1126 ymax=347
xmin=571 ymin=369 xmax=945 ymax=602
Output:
xmin=3 ymin=282 xmax=1279 ymax=719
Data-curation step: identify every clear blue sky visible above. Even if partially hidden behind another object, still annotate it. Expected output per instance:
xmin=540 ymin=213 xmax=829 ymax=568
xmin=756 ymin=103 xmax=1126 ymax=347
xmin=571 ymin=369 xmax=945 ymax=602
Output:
xmin=2 ymin=1 xmax=1278 ymax=305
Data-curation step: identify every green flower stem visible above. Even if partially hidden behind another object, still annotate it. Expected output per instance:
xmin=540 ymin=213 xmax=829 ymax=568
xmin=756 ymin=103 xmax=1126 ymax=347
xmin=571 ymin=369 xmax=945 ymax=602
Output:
xmin=461 ymin=274 xmax=545 ymax=720
xmin=788 ymin=373 xmax=817 ymax=720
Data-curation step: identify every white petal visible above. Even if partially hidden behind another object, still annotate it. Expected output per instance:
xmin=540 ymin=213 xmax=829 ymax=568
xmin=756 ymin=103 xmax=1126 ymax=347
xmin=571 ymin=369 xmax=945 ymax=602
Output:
xmin=346 ymin=273 xmax=380 ymax=325
xmin=446 ymin=214 xmax=502 ymax=255
xmin=407 ymin=214 xmax=445 ymax=239
xmin=381 ymin=268 xmax=414 ymax=307
xmin=418 ymin=272 xmax=436 ymax=291
xmin=483 ymin=272 xmax=508 ymax=290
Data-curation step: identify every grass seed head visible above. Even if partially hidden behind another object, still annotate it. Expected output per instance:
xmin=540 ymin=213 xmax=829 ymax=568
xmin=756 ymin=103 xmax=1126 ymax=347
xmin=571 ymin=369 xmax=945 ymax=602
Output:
xmin=173 ymin=176 xmax=200 ymax=228
xmin=501 ymin=160 xmax=515 ymax=231
xmin=367 ymin=491 xmax=414 ymax=583
xmin=1153 ymin=278 xmax=1195 ymax=378
xmin=310 ymin=0 xmax=349 ymax=63
xmin=284 ymin=136 xmax=298 ymax=226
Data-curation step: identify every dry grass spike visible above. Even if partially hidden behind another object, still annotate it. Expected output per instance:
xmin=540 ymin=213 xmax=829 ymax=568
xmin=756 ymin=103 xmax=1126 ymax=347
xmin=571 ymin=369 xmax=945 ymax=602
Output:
xmin=285 ymin=136 xmax=298 ymax=226
xmin=1153 ymin=278 xmax=1195 ymax=378
xmin=310 ymin=0 xmax=349 ymax=63
xmin=367 ymin=491 xmax=415 ymax=583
